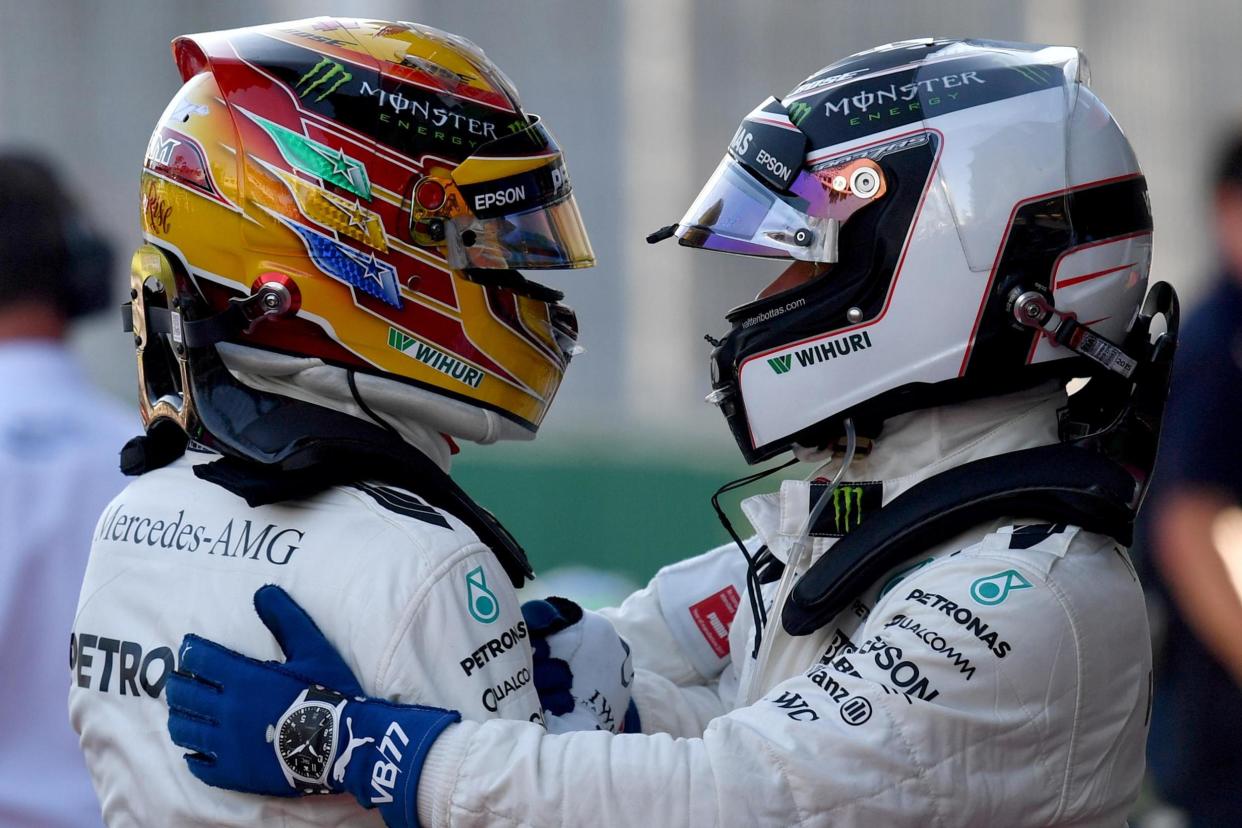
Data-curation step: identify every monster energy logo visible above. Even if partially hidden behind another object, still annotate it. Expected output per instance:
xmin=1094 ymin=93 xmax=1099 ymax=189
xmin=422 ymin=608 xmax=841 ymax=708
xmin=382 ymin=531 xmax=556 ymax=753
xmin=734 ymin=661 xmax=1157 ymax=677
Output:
xmin=787 ymin=102 xmax=812 ymax=126
xmin=296 ymin=57 xmax=352 ymax=102
xmin=767 ymin=355 xmax=792 ymax=374
xmin=832 ymin=485 xmax=864 ymax=533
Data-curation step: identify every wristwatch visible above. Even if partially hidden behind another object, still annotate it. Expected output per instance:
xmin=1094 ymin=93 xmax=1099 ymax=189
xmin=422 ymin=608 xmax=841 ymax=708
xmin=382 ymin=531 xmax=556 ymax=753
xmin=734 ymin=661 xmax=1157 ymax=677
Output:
xmin=265 ymin=685 xmax=347 ymax=793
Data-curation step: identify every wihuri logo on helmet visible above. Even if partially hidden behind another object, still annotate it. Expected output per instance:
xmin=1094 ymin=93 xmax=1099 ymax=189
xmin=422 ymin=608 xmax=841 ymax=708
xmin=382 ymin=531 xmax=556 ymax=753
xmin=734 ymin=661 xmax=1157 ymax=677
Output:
xmin=651 ymin=38 xmax=1156 ymax=464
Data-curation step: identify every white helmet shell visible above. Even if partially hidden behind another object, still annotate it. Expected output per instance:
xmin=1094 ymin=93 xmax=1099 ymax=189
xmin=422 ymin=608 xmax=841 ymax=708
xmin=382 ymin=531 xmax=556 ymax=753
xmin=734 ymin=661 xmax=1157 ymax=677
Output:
xmin=676 ymin=39 xmax=1152 ymax=462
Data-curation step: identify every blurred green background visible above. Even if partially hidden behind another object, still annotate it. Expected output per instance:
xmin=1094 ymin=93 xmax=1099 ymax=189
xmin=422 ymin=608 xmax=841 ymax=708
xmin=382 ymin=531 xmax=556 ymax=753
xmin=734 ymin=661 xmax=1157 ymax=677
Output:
xmin=454 ymin=435 xmax=782 ymax=593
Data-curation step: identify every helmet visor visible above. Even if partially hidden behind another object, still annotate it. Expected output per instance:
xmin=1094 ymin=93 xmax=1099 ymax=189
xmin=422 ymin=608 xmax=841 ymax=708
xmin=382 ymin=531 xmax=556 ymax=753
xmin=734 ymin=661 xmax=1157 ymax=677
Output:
xmin=446 ymin=115 xmax=595 ymax=270
xmin=446 ymin=190 xmax=595 ymax=270
xmin=674 ymin=155 xmax=838 ymax=262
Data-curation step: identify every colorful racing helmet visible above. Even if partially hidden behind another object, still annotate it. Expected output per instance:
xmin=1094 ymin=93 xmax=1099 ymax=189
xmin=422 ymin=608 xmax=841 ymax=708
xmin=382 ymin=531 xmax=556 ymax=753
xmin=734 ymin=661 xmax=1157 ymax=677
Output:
xmin=654 ymin=38 xmax=1156 ymax=463
xmin=131 ymin=17 xmax=593 ymax=447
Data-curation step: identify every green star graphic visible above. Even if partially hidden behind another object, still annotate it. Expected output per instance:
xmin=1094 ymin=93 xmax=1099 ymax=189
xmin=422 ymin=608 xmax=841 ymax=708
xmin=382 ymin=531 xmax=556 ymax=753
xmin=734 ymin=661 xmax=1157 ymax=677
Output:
xmin=241 ymin=108 xmax=372 ymax=200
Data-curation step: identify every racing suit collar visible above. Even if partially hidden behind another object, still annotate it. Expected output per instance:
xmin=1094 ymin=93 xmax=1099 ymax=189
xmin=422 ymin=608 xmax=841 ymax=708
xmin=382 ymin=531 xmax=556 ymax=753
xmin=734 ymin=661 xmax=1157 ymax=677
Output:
xmin=741 ymin=381 xmax=1067 ymax=565
xmin=372 ymin=417 xmax=453 ymax=474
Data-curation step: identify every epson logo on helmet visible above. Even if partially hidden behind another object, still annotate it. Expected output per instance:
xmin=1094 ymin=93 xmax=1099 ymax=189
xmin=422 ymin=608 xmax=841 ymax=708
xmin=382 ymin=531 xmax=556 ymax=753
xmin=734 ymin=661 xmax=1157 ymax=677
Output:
xmin=474 ymin=185 xmax=527 ymax=212
xmin=755 ymin=149 xmax=793 ymax=184
xmin=731 ymin=127 xmax=795 ymax=185
xmin=470 ymin=165 xmax=567 ymax=214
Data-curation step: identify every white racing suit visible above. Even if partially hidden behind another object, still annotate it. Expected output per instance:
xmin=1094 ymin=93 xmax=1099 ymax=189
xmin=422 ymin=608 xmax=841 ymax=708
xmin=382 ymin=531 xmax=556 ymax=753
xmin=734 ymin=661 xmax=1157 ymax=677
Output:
xmin=69 ymin=430 xmax=542 ymax=827
xmin=414 ymin=385 xmax=1152 ymax=827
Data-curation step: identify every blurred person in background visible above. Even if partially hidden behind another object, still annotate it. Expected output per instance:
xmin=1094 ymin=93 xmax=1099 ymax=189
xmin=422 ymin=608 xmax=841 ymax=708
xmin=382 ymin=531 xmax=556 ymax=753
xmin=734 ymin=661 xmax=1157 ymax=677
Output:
xmin=0 ymin=152 xmax=130 ymax=826
xmin=1143 ymin=132 xmax=1242 ymax=826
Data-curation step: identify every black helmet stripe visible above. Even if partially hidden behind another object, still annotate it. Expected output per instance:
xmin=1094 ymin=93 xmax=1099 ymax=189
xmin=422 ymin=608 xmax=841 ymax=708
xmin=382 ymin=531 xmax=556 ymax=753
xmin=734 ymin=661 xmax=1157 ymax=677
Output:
xmin=232 ymin=33 xmax=521 ymax=162
xmin=791 ymin=55 xmax=1063 ymax=149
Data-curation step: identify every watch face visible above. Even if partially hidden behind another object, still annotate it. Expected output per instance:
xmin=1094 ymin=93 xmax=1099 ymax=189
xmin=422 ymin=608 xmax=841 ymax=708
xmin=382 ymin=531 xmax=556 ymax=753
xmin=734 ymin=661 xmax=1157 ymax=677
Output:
xmin=278 ymin=704 xmax=335 ymax=781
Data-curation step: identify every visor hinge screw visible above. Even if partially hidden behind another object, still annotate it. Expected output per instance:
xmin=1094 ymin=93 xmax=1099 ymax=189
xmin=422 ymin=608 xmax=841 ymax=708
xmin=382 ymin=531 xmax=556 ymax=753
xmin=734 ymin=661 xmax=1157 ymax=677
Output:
xmin=847 ymin=307 xmax=863 ymax=323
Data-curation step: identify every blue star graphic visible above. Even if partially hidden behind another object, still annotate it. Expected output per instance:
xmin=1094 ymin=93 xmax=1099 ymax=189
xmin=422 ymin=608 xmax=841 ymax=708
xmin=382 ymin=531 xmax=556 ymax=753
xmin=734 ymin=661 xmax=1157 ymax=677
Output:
xmin=279 ymin=216 xmax=402 ymax=308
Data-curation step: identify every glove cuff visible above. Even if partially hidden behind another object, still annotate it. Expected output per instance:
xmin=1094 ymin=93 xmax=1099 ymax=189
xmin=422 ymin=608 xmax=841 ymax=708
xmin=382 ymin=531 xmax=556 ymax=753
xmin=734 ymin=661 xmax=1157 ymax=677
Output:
xmin=340 ymin=701 xmax=461 ymax=828
xmin=393 ymin=709 xmax=458 ymax=828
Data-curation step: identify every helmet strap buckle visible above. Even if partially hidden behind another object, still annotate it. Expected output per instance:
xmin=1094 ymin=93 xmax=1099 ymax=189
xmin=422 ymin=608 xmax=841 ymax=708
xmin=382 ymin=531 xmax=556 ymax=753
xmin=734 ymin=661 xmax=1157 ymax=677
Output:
xmin=1009 ymin=288 xmax=1137 ymax=378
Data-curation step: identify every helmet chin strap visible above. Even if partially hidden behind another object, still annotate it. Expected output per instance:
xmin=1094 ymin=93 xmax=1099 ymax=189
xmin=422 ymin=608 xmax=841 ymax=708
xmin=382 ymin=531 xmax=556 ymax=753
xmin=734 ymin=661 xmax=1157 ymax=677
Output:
xmin=215 ymin=343 xmax=525 ymax=452
xmin=1010 ymin=289 xmax=1138 ymax=378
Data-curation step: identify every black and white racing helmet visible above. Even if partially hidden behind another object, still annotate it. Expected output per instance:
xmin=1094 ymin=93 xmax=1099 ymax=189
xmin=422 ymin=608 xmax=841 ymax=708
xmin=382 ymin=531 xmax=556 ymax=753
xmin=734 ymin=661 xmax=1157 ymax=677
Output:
xmin=655 ymin=38 xmax=1154 ymax=463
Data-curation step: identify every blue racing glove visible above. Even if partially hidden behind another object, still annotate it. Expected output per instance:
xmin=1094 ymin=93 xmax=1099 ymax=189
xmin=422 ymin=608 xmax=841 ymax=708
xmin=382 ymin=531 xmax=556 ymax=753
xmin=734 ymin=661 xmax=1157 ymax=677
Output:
xmin=522 ymin=596 xmax=641 ymax=734
xmin=167 ymin=585 xmax=459 ymax=828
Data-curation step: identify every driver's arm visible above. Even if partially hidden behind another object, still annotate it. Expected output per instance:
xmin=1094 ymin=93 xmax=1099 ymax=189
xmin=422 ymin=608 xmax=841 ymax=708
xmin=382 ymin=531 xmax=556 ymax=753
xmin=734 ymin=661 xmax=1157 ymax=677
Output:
xmin=416 ymin=540 xmax=1148 ymax=827
xmin=597 ymin=543 xmax=751 ymax=736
